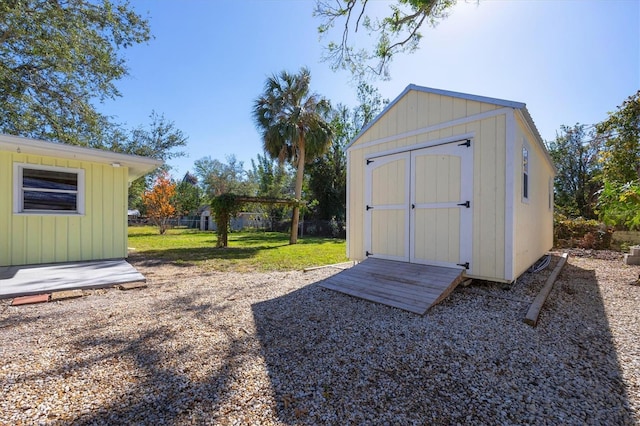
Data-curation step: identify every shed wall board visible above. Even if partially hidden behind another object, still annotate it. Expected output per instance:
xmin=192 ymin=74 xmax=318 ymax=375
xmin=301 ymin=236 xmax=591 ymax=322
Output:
xmin=513 ymin=113 xmax=555 ymax=278
xmin=0 ymin=150 xmax=129 ymax=266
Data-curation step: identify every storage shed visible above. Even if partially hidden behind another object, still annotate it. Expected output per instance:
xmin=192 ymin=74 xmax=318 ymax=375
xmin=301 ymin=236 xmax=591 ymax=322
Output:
xmin=346 ymin=85 xmax=555 ymax=283
xmin=0 ymin=134 xmax=162 ymax=267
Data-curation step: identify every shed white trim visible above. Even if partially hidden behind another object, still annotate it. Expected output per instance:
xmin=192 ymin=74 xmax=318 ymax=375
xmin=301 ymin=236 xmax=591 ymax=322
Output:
xmin=364 ymin=133 xmax=475 ymax=161
xmin=364 ymin=151 xmax=411 ymax=261
xmin=504 ymin=109 xmax=516 ymax=281
xmin=345 ymin=149 xmax=351 ymax=258
xmin=409 ymin=142 xmax=473 ymax=272
xmin=352 ymin=110 xmax=505 ymax=152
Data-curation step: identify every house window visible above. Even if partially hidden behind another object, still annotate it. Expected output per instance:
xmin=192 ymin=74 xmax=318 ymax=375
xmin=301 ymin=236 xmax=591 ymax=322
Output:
xmin=14 ymin=164 xmax=84 ymax=214
xmin=522 ymin=145 xmax=529 ymax=202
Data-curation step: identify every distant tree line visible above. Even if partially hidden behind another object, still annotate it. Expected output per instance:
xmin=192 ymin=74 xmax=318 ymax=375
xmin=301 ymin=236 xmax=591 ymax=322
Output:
xmin=547 ymin=90 xmax=640 ymax=230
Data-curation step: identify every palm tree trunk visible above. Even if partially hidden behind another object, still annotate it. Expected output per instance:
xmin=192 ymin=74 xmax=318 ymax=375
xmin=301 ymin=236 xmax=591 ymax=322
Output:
xmin=290 ymin=138 xmax=306 ymax=244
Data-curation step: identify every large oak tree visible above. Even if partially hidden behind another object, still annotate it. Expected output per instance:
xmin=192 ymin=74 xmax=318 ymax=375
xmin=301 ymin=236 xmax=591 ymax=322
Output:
xmin=0 ymin=0 xmax=150 ymax=146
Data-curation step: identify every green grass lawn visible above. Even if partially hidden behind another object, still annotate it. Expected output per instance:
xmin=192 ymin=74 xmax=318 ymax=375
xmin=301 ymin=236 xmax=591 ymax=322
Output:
xmin=128 ymin=226 xmax=348 ymax=272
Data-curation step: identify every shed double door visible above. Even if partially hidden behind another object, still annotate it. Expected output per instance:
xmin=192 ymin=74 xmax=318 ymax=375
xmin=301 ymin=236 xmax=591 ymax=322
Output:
xmin=364 ymin=142 xmax=473 ymax=272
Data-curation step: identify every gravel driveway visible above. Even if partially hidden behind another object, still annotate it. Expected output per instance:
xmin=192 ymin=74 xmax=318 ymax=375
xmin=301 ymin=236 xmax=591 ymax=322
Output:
xmin=1 ymin=253 xmax=638 ymax=425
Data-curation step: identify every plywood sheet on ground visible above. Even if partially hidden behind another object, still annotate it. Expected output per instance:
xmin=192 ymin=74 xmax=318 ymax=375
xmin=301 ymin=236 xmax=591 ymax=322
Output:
xmin=0 ymin=260 xmax=145 ymax=299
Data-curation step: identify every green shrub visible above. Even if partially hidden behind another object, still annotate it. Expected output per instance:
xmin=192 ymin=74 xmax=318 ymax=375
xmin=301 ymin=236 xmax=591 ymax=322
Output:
xmin=554 ymin=213 xmax=613 ymax=249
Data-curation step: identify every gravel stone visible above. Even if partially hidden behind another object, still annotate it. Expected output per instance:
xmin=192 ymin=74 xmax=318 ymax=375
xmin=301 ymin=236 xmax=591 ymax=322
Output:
xmin=0 ymin=253 xmax=638 ymax=425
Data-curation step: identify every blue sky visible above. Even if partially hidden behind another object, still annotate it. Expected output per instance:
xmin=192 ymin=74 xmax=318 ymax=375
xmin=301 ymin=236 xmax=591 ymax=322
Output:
xmin=100 ymin=0 xmax=640 ymax=177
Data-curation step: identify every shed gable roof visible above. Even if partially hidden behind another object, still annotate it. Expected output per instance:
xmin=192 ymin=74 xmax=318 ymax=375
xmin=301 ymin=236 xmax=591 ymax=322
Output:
xmin=0 ymin=133 xmax=163 ymax=181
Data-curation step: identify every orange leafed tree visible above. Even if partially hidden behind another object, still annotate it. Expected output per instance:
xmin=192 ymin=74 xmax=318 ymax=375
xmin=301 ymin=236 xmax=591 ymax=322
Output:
xmin=143 ymin=172 xmax=177 ymax=234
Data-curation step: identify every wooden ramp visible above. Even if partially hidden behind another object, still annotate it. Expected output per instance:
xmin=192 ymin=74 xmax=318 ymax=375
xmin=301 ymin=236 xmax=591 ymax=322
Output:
xmin=318 ymin=258 xmax=465 ymax=315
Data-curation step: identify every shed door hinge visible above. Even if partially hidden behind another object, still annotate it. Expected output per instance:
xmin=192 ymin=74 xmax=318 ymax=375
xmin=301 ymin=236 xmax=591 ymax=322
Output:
xmin=458 ymin=139 xmax=471 ymax=147
xmin=366 ymin=159 xmax=374 ymax=165
xmin=457 ymin=262 xmax=470 ymax=269
xmin=457 ymin=201 xmax=470 ymax=208
xmin=366 ymin=251 xmax=373 ymax=257
xmin=366 ymin=205 xmax=374 ymax=211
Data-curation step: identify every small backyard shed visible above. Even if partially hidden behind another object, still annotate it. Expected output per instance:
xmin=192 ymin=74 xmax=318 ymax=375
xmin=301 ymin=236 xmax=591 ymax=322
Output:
xmin=0 ymin=133 xmax=162 ymax=267
xmin=346 ymin=85 xmax=555 ymax=283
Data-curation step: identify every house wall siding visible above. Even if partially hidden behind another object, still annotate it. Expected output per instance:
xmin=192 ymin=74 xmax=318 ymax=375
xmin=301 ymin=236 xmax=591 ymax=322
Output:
xmin=0 ymin=150 xmax=128 ymax=266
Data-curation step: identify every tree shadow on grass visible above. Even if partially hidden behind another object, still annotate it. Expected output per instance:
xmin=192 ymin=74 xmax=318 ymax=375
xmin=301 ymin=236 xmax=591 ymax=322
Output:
xmin=233 ymin=233 xmax=345 ymax=246
xmin=251 ymin=261 xmax=636 ymax=424
xmin=232 ymin=232 xmax=290 ymax=244
xmin=129 ymin=246 xmax=261 ymax=267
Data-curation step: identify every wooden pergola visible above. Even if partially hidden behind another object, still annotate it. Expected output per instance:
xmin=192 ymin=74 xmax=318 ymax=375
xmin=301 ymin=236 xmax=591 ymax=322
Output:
xmin=214 ymin=195 xmax=305 ymax=247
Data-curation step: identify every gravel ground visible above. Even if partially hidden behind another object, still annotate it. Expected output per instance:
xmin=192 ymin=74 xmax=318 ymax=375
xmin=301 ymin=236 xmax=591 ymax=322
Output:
xmin=0 ymin=253 xmax=638 ymax=425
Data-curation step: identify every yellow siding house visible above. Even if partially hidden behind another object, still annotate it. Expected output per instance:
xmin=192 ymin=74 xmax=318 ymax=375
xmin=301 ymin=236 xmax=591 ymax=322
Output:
xmin=0 ymin=134 xmax=162 ymax=267
xmin=347 ymin=85 xmax=555 ymax=283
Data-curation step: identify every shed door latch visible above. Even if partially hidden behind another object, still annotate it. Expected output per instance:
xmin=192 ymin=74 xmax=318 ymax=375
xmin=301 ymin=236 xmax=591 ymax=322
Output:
xmin=457 ymin=201 xmax=470 ymax=208
xmin=457 ymin=262 xmax=469 ymax=269
xmin=458 ymin=139 xmax=471 ymax=147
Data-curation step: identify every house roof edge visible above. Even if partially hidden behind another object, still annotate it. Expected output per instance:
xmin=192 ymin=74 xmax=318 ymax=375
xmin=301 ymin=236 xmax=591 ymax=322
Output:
xmin=0 ymin=133 xmax=163 ymax=181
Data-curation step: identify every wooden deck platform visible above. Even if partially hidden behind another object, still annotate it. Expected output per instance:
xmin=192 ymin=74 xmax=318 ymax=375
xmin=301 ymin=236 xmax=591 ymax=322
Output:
xmin=318 ymin=258 xmax=465 ymax=315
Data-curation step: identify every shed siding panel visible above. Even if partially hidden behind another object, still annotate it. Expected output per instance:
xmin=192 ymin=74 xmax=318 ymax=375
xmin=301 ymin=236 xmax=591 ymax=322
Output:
xmin=0 ymin=151 xmax=129 ymax=266
xmin=371 ymin=210 xmax=406 ymax=257
xmin=513 ymin=114 xmax=555 ymax=277
xmin=466 ymin=100 xmax=482 ymax=116
xmin=495 ymin=116 xmax=507 ymax=274
xmin=417 ymin=92 xmax=430 ymax=128
xmin=347 ymin=149 xmax=365 ymax=259
xmin=405 ymin=89 xmax=418 ymax=130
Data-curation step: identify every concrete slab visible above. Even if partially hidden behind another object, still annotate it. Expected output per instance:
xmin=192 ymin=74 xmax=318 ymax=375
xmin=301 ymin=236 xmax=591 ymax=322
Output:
xmin=0 ymin=260 xmax=146 ymax=299
xmin=11 ymin=293 xmax=50 ymax=306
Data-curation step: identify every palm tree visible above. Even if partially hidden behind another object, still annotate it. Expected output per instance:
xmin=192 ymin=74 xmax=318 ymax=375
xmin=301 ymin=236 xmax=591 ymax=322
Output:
xmin=253 ymin=67 xmax=333 ymax=244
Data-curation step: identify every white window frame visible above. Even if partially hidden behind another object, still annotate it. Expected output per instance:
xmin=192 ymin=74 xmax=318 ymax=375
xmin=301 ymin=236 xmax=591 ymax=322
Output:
xmin=549 ymin=176 xmax=554 ymax=211
xmin=522 ymin=139 xmax=530 ymax=203
xmin=13 ymin=163 xmax=85 ymax=215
